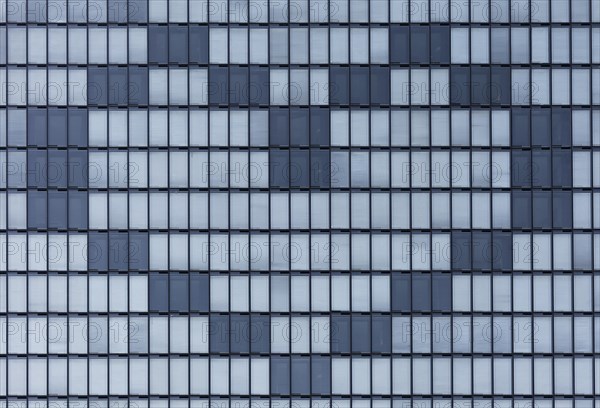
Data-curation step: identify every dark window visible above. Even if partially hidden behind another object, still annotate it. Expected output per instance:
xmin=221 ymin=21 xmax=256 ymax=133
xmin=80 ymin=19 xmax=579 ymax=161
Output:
xmin=68 ymin=109 xmax=88 ymax=147
xmin=230 ymin=314 xmax=250 ymax=353
xmin=532 ymin=109 xmax=551 ymax=146
xmin=532 ymin=149 xmax=552 ymax=188
xmin=27 ymin=150 xmax=47 ymax=188
xmin=209 ymin=67 xmax=229 ymax=105
xmin=310 ymin=108 xmax=330 ymax=146
xmin=311 ymin=356 xmax=331 ymax=395
xmin=129 ymin=232 xmax=149 ymax=270
xmin=68 ymin=190 xmax=88 ymax=229
xmin=27 ymin=191 xmax=47 ymax=229
xmin=392 ymin=274 xmax=411 ymax=312
xmin=249 ymin=67 xmax=270 ymax=106
xmin=451 ymin=232 xmax=472 ymax=270
xmin=148 ymin=25 xmax=168 ymax=64
xmin=128 ymin=0 xmax=148 ymax=22
xmin=270 ymin=109 xmax=289 ymax=146
xmin=270 ymin=357 xmax=290 ymax=395
xmin=491 ymin=67 xmax=511 ymax=105
xmin=269 ymin=150 xmax=289 ymax=188
xmin=533 ymin=191 xmax=552 ymax=229
xmin=350 ymin=67 xmax=369 ymax=105
xmin=149 ymin=274 xmax=168 ymax=312
xmin=553 ymin=190 xmax=572 ymax=229
xmin=372 ymin=315 xmax=391 ymax=353
xmin=450 ymin=67 xmax=470 ymax=105
xmin=109 ymin=67 xmax=128 ymax=106
xmin=311 ymin=149 xmax=330 ymax=188
xmin=552 ymin=149 xmax=572 ymax=188
xmin=109 ymin=232 xmax=129 ymax=271
xmin=329 ymin=67 xmax=350 ymax=105
xmin=129 ymin=67 xmax=149 ymax=105
xmin=511 ymin=109 xmax=531 ymax=147
xmin=493 ymin=232 xmax=513 ymax=270
xmin=190 ymin=274 xmax=209 ymax=312
xmin=430 ymin=26 xmax=450 ymax=64
xmin=512 ymin=150 xmax=532 ymax=188
xmin=370 ymin=66 xmax=390 ymax=105
xmin=291 ymin=356 xmax=310 ymax=395
xmin=412 ymin=274 xmax=431 ymax=311
xmin=169 ymin=26 xmax=188 ymax=64
xmin=88 ymin=232 xmax=108 ymax=270
xmin=249 ymin=315 xmax=270 ymax=353
xmin=352 ymin=315 xmax=371 ymax=353
xmin=48 ymin=191 xmax=68 ymax=230
xmin=290 ymin=108 xmax=309 ymax=146
xmin=471 ymin=67 xmax=490 ymax=105
xmin=390 ymin=26 xmax=409 ymax=64
xmin=48 ymin=108 xmax=68 ymax=147
xmin=411 ymin=26 xmax=430 ymax=64
xmin=552 ymin=108 xmax=571 ymax=146
xmin=189 ymin=26 xmax=209 ymax=64
xmin=290 ymin=149 xmax=310 ymax=188
xmin=432 ymin=273 xmax=452 ymax=310
xmin=68 ymin=149 xmax=88 ymax=188
xmin=170 ymin=274 xmax=189 ymax=312
xmin=472 ymin=232 xmax=492 ymax=271
xmin=512 ymin=190 xmax=532 ymax=229
xmin=230 ymin=67 xmax=249 ymax=105
xmin=209 ymin=315 xmax=229 ymax=353
xmin=87 ymin=67 xmax=108 ymax=106
xmin=331 ymin=314 xmax=350 ymax=353
xmin=27 ymin=109 xmax=47 ymax=147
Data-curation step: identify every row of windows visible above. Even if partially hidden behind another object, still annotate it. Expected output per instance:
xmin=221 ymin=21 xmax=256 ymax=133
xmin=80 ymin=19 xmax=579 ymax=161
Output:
xmin=0 ymin=401 xmax=598 ymax=408
xmin=3 ymin=25 xmax=600 ymax=66
xmin=2 ymin=0 xmax=600 ymax=24
xmin=2 ymin=149 xmax=597 ymax=190
xmin=0 ymin=231 xmax=599 ymax=271
xmin=1 ymin=356 xmax=598 ymax=397
xmin=3 ymin=67 xmax=600 ymax=107
xmin=3 ymin=109 xmax=600 ymax=148
xmin=5 ymin=272 xmax=600 ymax=314
xmin=2 ymin=190 xmax=600 ymax=232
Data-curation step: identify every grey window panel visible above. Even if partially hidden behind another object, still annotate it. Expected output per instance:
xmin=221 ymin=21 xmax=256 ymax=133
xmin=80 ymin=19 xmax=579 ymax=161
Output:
xmin=48 ymin=149 xmax=68 ymax=188
xmin=432 ymin=274 xmax=451 ymax=311
xmin=552 ymin=108 xmax=571 ymax=146
xmin=129 ymin=67 xmax=149 ymax=105
xmin=88 ymin=232 xmax=109 ymax=270
xmin=552 ymin=149 xmax=572 ymax=188
xmin=352 ymin=315 xmax=371 ymax=353
xmin=149 ymin=273 xmax=169 ymax=312
xmin=210 ymin=315 xmax=229 ymax=353
xmin=471 ymin=67 xmax=490 ymax=105
xmin=27 ymin=108 xmax=47 ymax=147
xmin=390 ymin=26 xmax=409 ymax=64
xmin=128 ymin=0 xmax=148 ymax=23
xmin=472 ymin=232 xmax=492 ymax=271
xmin=511 ymin=109 xmax=531 ymax=147
xmin=431 ymin=26 xmax=450 ymax=64
xmin=310 ymin=356 xmax=331 ymax=395
xmin=230 ymin=315 xmax=250 ymax=353
xmin=450 ymin=67 xmax=470 ymax=105
xmin=48 ymin=191 xmax=68 ymax=229
xmin=109 ymin=232 xmax=129 ymax=271
xmin=512 ymin=190 xmax=532 ymax=229
xmin=68 ymin=108 xmax=88 ymax=147
xmin=190 ymin=274 xmax=209 ymax=312
xmin=290 ymin=108 xmax=309 ymax=146
xmin=411 ymin=26 xmax=430 ymax=64
xmin=553 ymin=191 xmax=572 ymax=229
xmin=8 ymin=109 xmax=26 ymax=146
xmin=511 ymin=150 xmax=532 ymax=187
xmin=148 ymin=26 xmax=169 ymax=64
xmin=209 ymin=66 xmax=229 ymax=105
xmin=329 ymin=67 xmax=350 ymax=105
xmin=392 ymin=274 xmax=411 ymax=312
xmin=311 ymin=149 xmax=330 ymax=188
xmin=68 ymin=150 xmax=88 ymax=188
xmin=7 ymin=151 xmax=26 ymax=188
xmin=533 ymin=191 xmax=552 ymax=229
xmin=291 ymin=356 xmax=310 ymax=395
xmin=249 ymin=67 xmax=270 ymax=106
xmin=88 ymin=67 xmax=108 ymax=106
xmin=230 ymin=67 xmax=249 ymax=105
xmin=412 ymin=274 xmax=431 ymax=312
xmin=451 ymin=232 xmax=471 ymax=270
xmin=249 ymin=315 xmax=270 ymax=353
xmin=48 ymin=108 xmax=68 ymax=147
xmin=532 ymin=149 xmax=552 ymax=187
xmin=310 ymin=108 xmax=330 ymax=146
xmin=27 ymin=0 xmax=45 ymax=22
xmin=269 ymin=150 xmax=289 ymax=188
xmin=532 ymin=109 xmax=552 ymax=146
xmin=370 ymin=67 xmax=390 ymax=106
xmin=129 ymin=232 xmax=149 ymax=271
xmin=372 ymin=315 xmax=391 ymax=353
xmin=290 ymin=150 xmax=310 ymax=188
xmin=170 ymin=274 xmax=189 ymax=312
xmin=331 ymin=314 xmax=350 ymax=354
xmin=27 ymin=150 xmax=47 ymax=188
xmin=169 ymin=26 xmax=189 ymax=64
xmin=27 ymin=191 xmax=47 ymax=229
xmin=270 ymin=109 xmax=289 ymax=146
xmin=68 ymin=190 xmax=88 ymax=230
xmin=493 ymin=232 xmax=513 ymax=270
xmin=109 ymin=0 xmax=128 ymax=23
xmin=350 ymin=67 xmax=369 ymax=105
xmin=109 ymin=67 xmax=128 ymax=106
xmin=491 ymin=67 xmax=511 ymax=105
xmin=270 ymin=356 xmax=290 ymax=395
xmin=189 ymin=26 xmax=209 ymax=64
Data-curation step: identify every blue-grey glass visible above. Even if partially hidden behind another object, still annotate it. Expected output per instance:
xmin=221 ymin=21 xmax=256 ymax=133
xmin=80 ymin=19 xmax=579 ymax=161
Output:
xmin=451 ymin=232 xmax=472 ymax=270
xmin=552 ymin=149 xmax=572 ymax=188
xmin=68 ymin=150 xmax=88 ymax=188
xmin=169 ymin=26 xmax=189 ymax=64
xmin=291 ymin=356 xmax=310 ymax=395
xmin=532 ymin=109 xmax=551 ymax=146
xmin=230 ymin=67 xmax=249 ymax=105
xmin=270 ymin=109 xmax=289 ymax=146
xmin=249 ymin=315 xmax=270 ymax=353
xmin=491 ymin=67 xmax=511 ymax=105
xmin=128 ymin=0 xmax=148 ymax=23
xmin=311 ymin=150 xmax=330 ymax=188
xmin=109 ymin=232 xmax=129 ymax=271
xmin=350 ymin=67 xmax=369 ymax=105
xmin=87 ymin=67 xmax=108 ymax=106
xmin=412 ymin=274 xmax=431 ymax=311
xmin=27 ymin=109 xmax=47 ymax=147
xmin=372 ymin=315 xmax=391 ymax=353
xmin=533 ymin=191 xmax=552 ymax=229
xmin=331 ymin=314 xmax=350 ymax=353
xmin=27 ymin=191 xmax=47 ymax=229
xmin=431 ymin=26 xmax=450 ymax=64
xmin=129 ymin=233 xmax=149 ymax=270
xmin=109 ymin=67 xmax=129 ymax=106
xmin=190 ymin=274 xmax=209 ymax=312
xmin=512 ymin=191 xmax=532 ymax=229
xmin=129 ymin=67 xmax=149 ymax=105
xmin=471 ymin=66 xmax=490 ymax=105
xmin=48 ymin=191 xmax=68 ymax=229
xmin=148 ymin=26 xmax=168 ymax=64
xmin=552 ymin=108 xmax=572 ymax=146
xmin=209 ymin=315 xmax=229 ymax=353
xmin=553 ymin=191 xmax=572 ymax=228
xmin=68 ymin=109 xmax=88 ymax=147
xmin=170 ymin=274 xmax=189 ymax=312
xmin=270 ymin=357 xmax=290 ymax=395
xmin=209 ymin=66 xmax=229 ymax=105
xmin=370 ymin=67 xmax=390 ymax=106
xmin=48 ymin=108 xmax=68 ymax=147
xmin=88 ymin=233 xmax=108 ymax=270
xmin=432 ymin=274 xmax=451 ymax=311
xmin=352 ymin=315 xmax=371 ymax=353
xmin=27 ymin=150 xmax=47 ymax=188
xmin=230 ymin=315 xmax=250 ymax=353
xmin=290 ymin=150 xmax=310 ymax=188
xmin=392 ymin=274 xmax=411 ymax=312
xmin=329 ymin=67 xmax=350 ymax=105
xmin=493 ymin=232 xmax=513 ymax=270
xmin=149 ymin=274 xmax=169 ymax=312
xmin=472 ymin=232 xmax=492 ymax=271
xmin=310 ymin=356 xmax=331 ymax=395
xmin=310 ymin=108 xmax=330 ymax=146
xmin=68 ymin=190 xmax=88 ymax=229
xmin=511 ymin=150 xmax=532 ymax=187
xmin=249 ymin=67 xmax=270 ymax=106
xmin=291 ymin=108 xmax=309 ymax=146
xmin=189 ymin=26 xmax=209 ymax=64
xmin=450 ymin=67 xmax=470 ymax=105
xmin=269 ymin=150 xmax=289 ymax=188
xmin=532 ymin=149 xmax=552 ymax=187
xmin=411 ymin=26 xmax=430 ymax=64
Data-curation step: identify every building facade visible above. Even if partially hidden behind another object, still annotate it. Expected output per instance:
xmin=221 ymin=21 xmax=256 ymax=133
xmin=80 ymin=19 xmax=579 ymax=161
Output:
xmin=1 ymin=0 xmax=600 ymax=407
